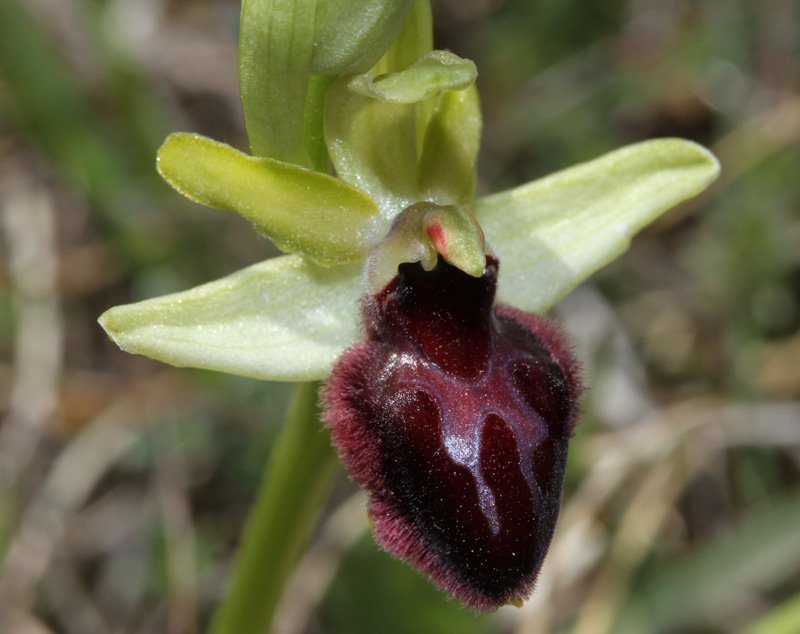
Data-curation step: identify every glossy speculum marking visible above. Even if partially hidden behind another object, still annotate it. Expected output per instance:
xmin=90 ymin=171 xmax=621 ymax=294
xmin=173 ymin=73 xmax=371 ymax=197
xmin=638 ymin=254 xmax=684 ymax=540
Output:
xmin=323 ymin=256 xmax=581 ymax=610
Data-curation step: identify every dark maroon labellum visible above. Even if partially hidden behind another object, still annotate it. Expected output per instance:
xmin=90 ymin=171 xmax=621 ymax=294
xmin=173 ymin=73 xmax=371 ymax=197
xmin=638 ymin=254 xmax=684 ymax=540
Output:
xmin=323 ymin=256 xmax=581 ymax=610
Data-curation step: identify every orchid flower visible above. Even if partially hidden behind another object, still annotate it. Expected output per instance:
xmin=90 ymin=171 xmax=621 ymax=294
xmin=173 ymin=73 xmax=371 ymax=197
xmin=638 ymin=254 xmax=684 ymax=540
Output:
xmin=99 ymin=0 xmax=719 ymax=613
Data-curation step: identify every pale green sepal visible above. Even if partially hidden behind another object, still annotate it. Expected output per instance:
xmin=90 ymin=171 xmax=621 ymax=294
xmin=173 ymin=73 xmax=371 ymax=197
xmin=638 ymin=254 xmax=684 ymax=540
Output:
xmin=311 ymin=0 xmax=413 ymax=75
xmin=98 ymin=255 xmax=363 ymax=382
xmin=239 ymin=0 xmax=317 ymax=166
xmin=350 ymin=50 xmax=476 ymax=103
xmin=419 ymin=84 xmax=481 ymax=204
xmin=325 ymin=77 xmax=418 ymax=218
xmin=475 ymin=138 xmax=720 ymax=312
xmin=157 ymin=133 xmax=381 ymax=265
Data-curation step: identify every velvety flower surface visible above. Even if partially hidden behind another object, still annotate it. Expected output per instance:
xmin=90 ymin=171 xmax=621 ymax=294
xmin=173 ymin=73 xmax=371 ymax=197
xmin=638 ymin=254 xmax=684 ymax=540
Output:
xmin=324 ymin=255 xmax=581 ymax=609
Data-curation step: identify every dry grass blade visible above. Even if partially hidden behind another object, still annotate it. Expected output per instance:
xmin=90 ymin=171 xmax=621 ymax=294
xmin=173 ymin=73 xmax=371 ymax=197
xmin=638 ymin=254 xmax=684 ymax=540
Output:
xmin=0 ymin=165 xmax=62 ymax=496
xmin=274 ymin=492 xmax=369 ymax=634
xmin=156 ymin=422 xmax=199 ymax=634
xmin=0 ymin=403 xmax=138 ymax=625
xmin=512 ymin=399 xmax=800 ymax=633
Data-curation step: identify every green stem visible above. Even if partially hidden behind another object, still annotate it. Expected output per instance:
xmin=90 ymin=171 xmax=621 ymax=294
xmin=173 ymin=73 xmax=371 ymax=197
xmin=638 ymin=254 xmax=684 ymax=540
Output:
xmin=209 ymin=382 xmax=339 ymax=634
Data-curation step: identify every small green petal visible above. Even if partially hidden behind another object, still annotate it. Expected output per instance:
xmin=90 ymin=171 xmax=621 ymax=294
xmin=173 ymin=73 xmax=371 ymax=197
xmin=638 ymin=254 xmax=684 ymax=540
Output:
xmin=325 ymin=51 xmax=476 ymax=218
xmin=311 ymin=0 xmax=413 ymax=75
xmin=418 ymin=84 xmax=481 ymax=204
xmin=98 ymin=255 xmax=363 ymax=382
xmin=157 ymin=133 xmax=381 ymax=265
xmin=239 ymin=0 xmax=317 ymax=165
xmin=475 ymin=138 xmax=720 ymax=312
xmin=325 ymin=77 xmax=418 ymax=217
xmin=349 ymin=50 xmax=476 ymax=103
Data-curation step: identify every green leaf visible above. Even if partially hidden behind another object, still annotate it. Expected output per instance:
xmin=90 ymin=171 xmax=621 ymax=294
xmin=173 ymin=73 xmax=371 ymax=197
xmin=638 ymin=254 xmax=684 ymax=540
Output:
xmin=239 ymin=0 xmax=317 ymax=165
xmin=475 ymin=139 xmax=720 ymax=312
xmin=98 ymin=255 xmax=362 ymax=382
xmin=418 ymin=84 xmax=481 ymax=204
xmin=311 ymin=0 xmax=413 ymax=75
xmin=157 ymin=133 xmax=380 ymax=265
xmin=615 ymin=492 xmax=800 ymax=634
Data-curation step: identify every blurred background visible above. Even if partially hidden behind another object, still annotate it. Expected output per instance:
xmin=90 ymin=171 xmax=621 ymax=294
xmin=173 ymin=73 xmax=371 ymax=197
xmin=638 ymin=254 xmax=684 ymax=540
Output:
xmin=0 ymin=0 xmax=798 ymax=632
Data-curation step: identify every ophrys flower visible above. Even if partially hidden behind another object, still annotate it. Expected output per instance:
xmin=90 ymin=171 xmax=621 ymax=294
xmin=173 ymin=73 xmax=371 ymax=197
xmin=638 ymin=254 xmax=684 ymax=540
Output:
xmin=99 ymin=0 xmax=719 ymax=611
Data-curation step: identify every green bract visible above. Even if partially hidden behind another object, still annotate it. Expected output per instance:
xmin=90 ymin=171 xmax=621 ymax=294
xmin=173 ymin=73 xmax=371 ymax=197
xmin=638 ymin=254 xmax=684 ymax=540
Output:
xmin=311 ymin=0 xmax=413 ymax=75
xmin=99 ymin=0 xmax=721 ymax=383
xmin=239 ymin=0 xmax=317 ymax=165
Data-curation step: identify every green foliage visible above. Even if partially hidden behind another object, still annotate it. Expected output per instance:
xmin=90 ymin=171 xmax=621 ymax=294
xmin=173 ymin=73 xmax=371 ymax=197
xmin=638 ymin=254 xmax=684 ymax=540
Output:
xmin=323 ymin=537 xmax=493 ymax=634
